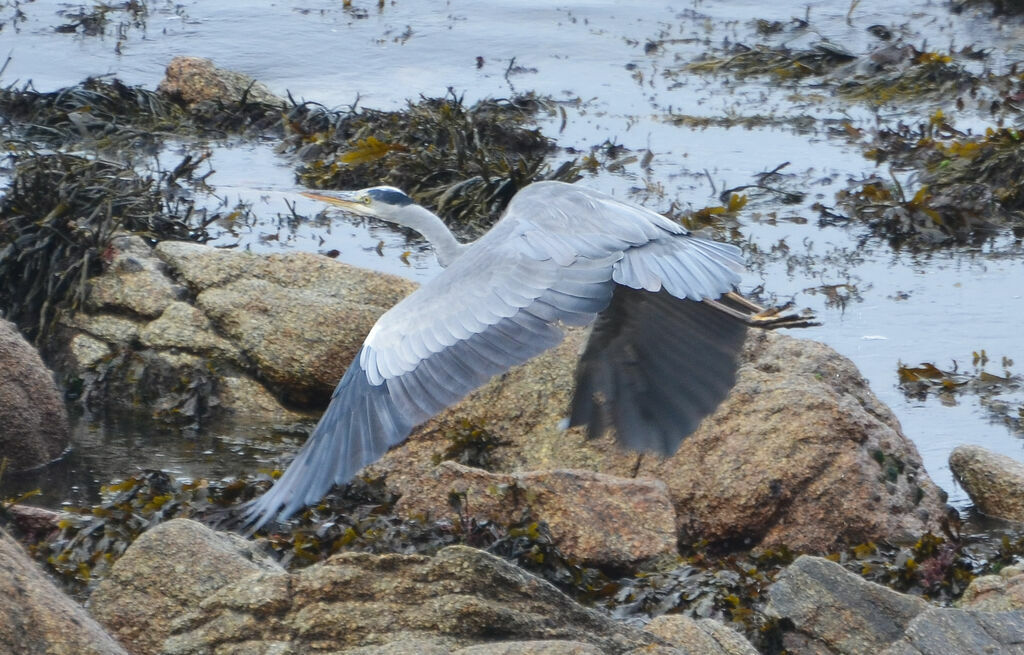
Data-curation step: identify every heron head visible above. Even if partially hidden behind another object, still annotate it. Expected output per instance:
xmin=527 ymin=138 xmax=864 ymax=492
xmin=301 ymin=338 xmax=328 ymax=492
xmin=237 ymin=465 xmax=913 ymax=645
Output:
xmin=302 ymin=186 xmax=416 ymax=223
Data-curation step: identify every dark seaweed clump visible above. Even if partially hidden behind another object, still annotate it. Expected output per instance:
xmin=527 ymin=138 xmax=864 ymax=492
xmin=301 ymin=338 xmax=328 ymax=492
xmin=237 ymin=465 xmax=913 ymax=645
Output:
xmin=292 ymin=91 xmax=580 ymax=236
xmin=0 ymin=150 xmax=211 ymax=336
xmin=0 ymin=150 xmax=219 ymax=342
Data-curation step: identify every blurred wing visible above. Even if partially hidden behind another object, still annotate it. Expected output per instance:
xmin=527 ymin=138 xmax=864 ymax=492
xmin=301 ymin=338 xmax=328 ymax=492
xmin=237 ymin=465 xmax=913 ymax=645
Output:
xmin=569 ymin=286 xmax=749 ymax=456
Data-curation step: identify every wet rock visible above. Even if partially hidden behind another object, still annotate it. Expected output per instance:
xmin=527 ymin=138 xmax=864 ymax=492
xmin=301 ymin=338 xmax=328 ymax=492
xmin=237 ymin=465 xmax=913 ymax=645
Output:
xmin=957 ymin=566 xmax=1024 ymax=612
xmin=158 ymin=56 xmax=285 ymax=107
xmin=138 ymin=301 xmax=244 ymax=365
xmin=88 ymin=518 xmax=282 ymax=655
xmin=85 ymin=234 xmax=186 ymax=319
xmin=644 ymin=615 xmax=759 ymax=655
xmin=92 ymin=519 xmax=698 ymax=654
xmin=156 ymin=242 xmax=416 ymax=404
xmin=0 ymin=319 xmax=70 ymax=471
xmin=949 ymin=445 xmax=1024 ymax=521
xmin=68 ymin=331 xmax=112 ymax=369
xmin=0 ymin=529 xmax=128 ymax=655
xmin=765 ymin=555 xmax=928 ymax=653
xmin=393 ymin=461 xmax=677 ymax=566
xmin=378 ymin=329 xmax=947 ymax=551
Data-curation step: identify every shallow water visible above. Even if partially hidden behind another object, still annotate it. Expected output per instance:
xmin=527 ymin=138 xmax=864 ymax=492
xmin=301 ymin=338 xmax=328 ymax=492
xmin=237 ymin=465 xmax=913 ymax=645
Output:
xmin=3 ymin=1 xmax=1023 ymax=511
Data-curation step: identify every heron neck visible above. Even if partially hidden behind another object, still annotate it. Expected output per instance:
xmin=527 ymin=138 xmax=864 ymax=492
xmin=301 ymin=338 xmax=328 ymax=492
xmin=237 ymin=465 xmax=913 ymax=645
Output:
xmin=403 ymin=205 xmax=468 ymax=268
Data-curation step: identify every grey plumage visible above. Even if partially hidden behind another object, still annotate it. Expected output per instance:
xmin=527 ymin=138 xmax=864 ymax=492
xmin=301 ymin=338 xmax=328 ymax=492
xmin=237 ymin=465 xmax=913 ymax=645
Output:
xmin=240 ymin=181 xmax=756 ymax=530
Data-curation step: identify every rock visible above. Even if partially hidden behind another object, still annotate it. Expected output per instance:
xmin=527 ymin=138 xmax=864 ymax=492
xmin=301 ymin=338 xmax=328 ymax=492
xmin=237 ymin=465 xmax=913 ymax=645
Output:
xmin=644 ymin=615 xmax=759 ymax=655
xmin=138 ymin=301 xmax=245 ymax=365
xmin=195 ymin=278 xmax=382 ymax=404
xmin=4 ymin=504 xmax=61 ymax=542
xmin=88 ymin=518 xmax=282 ymax=655
xmin=88 ymin=519 xmax=700 ymax=654
xmin=881 ymin=608 xmax=1024 ymax=655
xmin=56 ymin=239 xmax=414 ymax=423
xmin=377 ymin=329 xmax=947 ymax=551
xmin=0 ymin=528 xmax=128 ymax=655
xmin=393 ymin=462 xmax=677 ymax=566
xmin=0 ymin=318 xmax=70 ymax=471
xmin=762 ymin=555 xmax=1024 ymax=654
xmin=158 ymin=56 xmax=284 ymax=107
xmin=85 ymin=234 xmax=187 ymax=318
xmin=154 ymin=242 xmax=414 ymax=306
xmin=68 ymin=331 xmax=112 ymax=369
xmin=957 ymin=566 xmax=1024 ymax=612
xmin=765 ymin=555 xmax=928 ymax=654
xmin=949 ymin=445 xmax=1024 ymax=521
xmin=157 ymin=242 xmax=416 ymax=404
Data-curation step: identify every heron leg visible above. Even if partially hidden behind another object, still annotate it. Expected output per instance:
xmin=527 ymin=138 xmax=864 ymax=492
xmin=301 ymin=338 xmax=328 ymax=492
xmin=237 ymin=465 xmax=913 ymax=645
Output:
xmin=703 ymin=292 xmax=819 ymax=330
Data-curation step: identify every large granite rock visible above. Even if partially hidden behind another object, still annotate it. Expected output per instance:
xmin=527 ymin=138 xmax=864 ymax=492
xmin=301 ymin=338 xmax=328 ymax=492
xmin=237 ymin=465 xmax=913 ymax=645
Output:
xmin=393 ymin=462 xmax=678 ymax=566
xmin=87 ymin=518 xmax=282 ymax=655
xmin=377 ymin=329 xmax=947 ymax=551
xmin=0 ymin=318 xmax=70 ymax=471
xmin=949 ymin=445 xmax=1024 ymax=522
xmin=86 ymin=518 xmax=752 ymax=655
xmin=0 ymin=529 xmax=127 ymax=655
xmin=57 ymin=236 xmax=415 ymax=422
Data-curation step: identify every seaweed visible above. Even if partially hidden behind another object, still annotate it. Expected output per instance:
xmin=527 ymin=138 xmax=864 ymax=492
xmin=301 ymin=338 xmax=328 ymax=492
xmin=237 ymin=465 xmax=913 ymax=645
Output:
xmin=898 ymin=352 xmax=1022 ymax=434
xmin=293 ymin=91 xmax=581 ymax=235
xmin=0 ymin=78 xmax=186 ymax=148
xmin=0 ymin=149 xmax=219 ymax=342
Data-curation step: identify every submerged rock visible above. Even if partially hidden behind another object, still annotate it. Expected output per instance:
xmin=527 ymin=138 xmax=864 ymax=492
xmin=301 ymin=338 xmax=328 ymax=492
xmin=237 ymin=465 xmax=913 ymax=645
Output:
xmin=378 ymin=329 xmax=947 ymax=551
xmin=0 ymin=319 xmax=69 ymax=471
xmin=87 ymin=518 xmax=752 ymax=654
xmin=393 ymin=461 xmax=677 ymax=566
xmin=158 ymin=56 xmax=285 ymax=107
xmin=949 ymin=445 xmax=1024 ymax=522
xmin=0 ymin=529 xmax=127 ymax=655
xmin=765 ymin=555 xmax=1024 ymax=655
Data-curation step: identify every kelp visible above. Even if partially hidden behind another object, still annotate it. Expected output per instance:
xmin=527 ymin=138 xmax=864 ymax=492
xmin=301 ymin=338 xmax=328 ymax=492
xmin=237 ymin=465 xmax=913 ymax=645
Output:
xmin=0 ymin=78 xmax=187 ymax=147
xmin=0 ymin=149 xmax=219 ymax=341
xmin=293 ymin=91 xmax=580 ymax=235
xmin=898 ymin=352 xmax=1022 ymax=434
xmin=685 ymin=41 xmax=855 ymax=80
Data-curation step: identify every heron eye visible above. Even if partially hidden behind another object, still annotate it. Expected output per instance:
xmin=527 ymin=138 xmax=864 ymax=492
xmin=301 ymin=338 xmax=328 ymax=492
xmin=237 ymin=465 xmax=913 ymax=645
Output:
xmin=360 ymin=196 xmax=372 ymax=205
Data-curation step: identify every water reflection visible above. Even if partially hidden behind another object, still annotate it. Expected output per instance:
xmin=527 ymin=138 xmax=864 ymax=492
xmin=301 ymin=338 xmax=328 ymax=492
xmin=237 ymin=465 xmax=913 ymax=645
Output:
xmin=2 ymin=410 xmax=305 ymax=509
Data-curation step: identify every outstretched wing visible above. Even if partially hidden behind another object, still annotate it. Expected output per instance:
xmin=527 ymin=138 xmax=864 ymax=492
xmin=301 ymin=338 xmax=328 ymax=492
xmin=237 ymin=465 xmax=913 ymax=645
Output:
xmin=240 ymin=182 xmax=747 ymax=530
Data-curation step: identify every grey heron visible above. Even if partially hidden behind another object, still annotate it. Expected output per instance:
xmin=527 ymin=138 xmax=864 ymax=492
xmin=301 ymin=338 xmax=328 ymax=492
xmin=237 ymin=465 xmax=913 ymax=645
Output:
xmin=240 ymin=181 xmax=810 ymax=530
